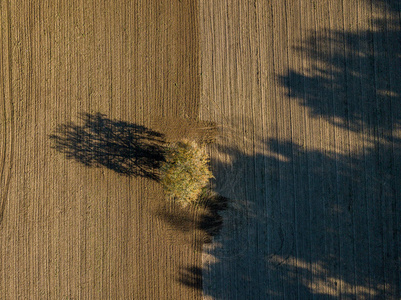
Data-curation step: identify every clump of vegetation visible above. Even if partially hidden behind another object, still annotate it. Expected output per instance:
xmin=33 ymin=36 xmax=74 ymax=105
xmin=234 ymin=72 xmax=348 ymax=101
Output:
xmin=160 ymin=140 xmax=214 ymax=206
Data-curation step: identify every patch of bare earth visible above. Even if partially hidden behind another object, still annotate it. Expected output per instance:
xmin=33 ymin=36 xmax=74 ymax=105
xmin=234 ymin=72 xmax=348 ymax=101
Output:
xmin=0 ymin=0 xmax=212 ymax=299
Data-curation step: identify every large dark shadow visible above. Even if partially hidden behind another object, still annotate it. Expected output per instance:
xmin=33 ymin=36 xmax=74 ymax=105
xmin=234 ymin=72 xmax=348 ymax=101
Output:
xmin=280 ymin=18 xmax=401 ymax=143
xmin=200 ymin=137 xmax=401 ymax=299
xmin=50 ymin=113 xmax=165 ymax=180
xmin=373 ymin=0 xmax=400 ymax=12
xmin=199 ymin=16 xmax=401 ymax=300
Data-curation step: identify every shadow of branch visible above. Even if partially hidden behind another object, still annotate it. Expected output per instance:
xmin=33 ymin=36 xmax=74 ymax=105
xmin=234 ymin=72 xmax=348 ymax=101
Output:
xmin=157 ymin=191 xmax=229 ymax=246
xmin=179 ymin=266 xmax=203 ymax=289
xmin=49 ymin=112 xmax=165 ymax=180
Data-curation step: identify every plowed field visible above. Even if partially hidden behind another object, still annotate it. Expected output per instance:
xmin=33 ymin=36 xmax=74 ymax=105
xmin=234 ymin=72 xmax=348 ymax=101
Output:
xmin=0 ymin=1 xmax=204 ymax=299
xmin=200 ymin=0 xmax=401 ymax=299
xmin=1 ymin=0 xmax=400 ymax=299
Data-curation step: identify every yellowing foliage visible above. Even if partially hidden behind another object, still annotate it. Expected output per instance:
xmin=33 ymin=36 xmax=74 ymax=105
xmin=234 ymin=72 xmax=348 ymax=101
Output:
xmin=160 ymin=140 xmax=213 ymax=206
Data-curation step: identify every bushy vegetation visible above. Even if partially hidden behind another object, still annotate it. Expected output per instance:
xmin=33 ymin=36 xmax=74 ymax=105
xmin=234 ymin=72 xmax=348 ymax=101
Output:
xmin=160 ymin=140 xmax=213 ymax=206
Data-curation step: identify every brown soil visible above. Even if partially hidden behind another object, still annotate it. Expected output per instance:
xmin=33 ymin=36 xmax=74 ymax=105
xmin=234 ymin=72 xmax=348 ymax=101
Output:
xmin=200 ymin=0 xmax=401 ymax=299
xmin=3 ymin=0 xmax=400 ymax=299
xmin=0 ymin=0 xmax=208 ymax=299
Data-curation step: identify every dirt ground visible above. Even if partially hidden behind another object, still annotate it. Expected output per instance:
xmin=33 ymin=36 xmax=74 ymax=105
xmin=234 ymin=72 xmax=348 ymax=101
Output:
xmin=200 ymin=0 xmax=401 ymax=299
xmin=0 ymin=0 xmax=206 ymax=299
xmin=1 ymin=0 xmax=400 ymax=299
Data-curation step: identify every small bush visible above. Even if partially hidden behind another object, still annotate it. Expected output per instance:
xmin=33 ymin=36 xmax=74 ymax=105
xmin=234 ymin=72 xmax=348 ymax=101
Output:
xmin=160 ymin=140 xmax=213 ymax=206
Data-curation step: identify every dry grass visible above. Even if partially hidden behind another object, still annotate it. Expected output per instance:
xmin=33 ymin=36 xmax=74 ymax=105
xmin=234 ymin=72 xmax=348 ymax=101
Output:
xmin=160 ymin=140 xmax=213 ymax=206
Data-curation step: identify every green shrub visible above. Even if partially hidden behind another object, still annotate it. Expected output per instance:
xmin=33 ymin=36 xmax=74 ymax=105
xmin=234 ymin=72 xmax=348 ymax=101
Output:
xmin=160 ymin=140 xmax=213 ymax=206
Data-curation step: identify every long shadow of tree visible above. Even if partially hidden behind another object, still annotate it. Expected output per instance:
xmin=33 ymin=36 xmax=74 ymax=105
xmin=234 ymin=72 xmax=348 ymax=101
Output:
xmin=50 ymin=113 xmax=228 ymax=292
xmin=157 ymin=190 xmax=228 ymax=291
xmin=196 ymin=16 xmax=401 ymax=300
xmin=198 ymin=137 xmax=400 ymax=299
xmin=279 ymin=18 xmax=401 ymax=143
xmin=50 ymin=113 xmax=165 ymax=180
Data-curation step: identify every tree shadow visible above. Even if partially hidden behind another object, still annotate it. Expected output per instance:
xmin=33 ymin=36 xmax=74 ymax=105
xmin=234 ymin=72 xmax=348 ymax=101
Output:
xmin=372 ymin=0 xmax=400 ymax=12
xmin=200 ymin=16 xmax=401 ymax=299
xmin=201 ymin=137 xmax=400 ymax=299
xmin=49 ymin=113 xmax=165 ymax=180
xmin=179 ymin=266 xmax=203 ymax=290
xmin=157 ymin=192 xmax=228 ymax=247
xmin=197 ymin=194 xmax=229 ymax=241
xmin=279 ymin=18 xmax=401 ymax=143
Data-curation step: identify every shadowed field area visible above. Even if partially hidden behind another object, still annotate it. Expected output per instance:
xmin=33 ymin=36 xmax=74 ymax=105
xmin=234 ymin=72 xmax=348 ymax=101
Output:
xmin=202 ymin=137 xmax=400 ymax=299
xmin=280 ymin=18 xmax=401 ymax=143
xmin=1 ymin=0 xmax=400 ymax=298
xmin=200 ymin=0 xmax=400 ymax=299
xmin=50 ymin=113 xmax=165 ymax=179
